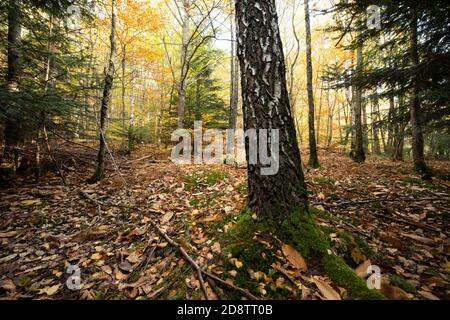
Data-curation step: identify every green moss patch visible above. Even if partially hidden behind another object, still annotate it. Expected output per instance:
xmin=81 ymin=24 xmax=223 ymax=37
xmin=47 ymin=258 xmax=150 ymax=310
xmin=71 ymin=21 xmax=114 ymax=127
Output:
xmin=184 ymin=171 xmax=229 ymax=191
xmin=389 ymin=274 xmax=416 ymax=294
xmin=312 ymin=176 xmax=336 ymax=186
xmin=221 ymin=207 xmax=385 ymax=300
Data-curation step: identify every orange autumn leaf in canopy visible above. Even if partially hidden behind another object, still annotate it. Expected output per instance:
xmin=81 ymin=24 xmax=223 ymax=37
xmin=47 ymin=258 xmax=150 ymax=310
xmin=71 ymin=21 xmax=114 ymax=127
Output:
xmin=115 ymin=0 xmax=163 ymax=66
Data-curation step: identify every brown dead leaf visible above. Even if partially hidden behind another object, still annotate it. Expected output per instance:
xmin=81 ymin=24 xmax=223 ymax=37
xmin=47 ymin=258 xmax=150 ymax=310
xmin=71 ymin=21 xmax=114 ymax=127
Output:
xmin=161 ymin=211 xmax=174 ymax=224
xmin=0 ymin=231 xmax=18 ymax=238
xmin=0 ymin=279 xmax=16 ymax=291
xmin=418 ymin=290 xmax=440 ymax=300
xmin=401 ymin=233 xmax=434 ymax=245
xmin=355 ymin=260 xmax=372 ymax=279
xmin=211 ymin=242 xmax=221 ymax=254
xmin=380 ymin=279 xmax=413 ymax=300
xmin=282 ymin=243 xmax=307 ymax=272
xmin=311 ymin=276 xmax=341 ymax=300
xmin=20 ymin=199 xmax=42 ymax=206
xmin=101 ymin=265 xmax=112 ymax=275
xmin=126 ymin=252 xmax=142 ymax=264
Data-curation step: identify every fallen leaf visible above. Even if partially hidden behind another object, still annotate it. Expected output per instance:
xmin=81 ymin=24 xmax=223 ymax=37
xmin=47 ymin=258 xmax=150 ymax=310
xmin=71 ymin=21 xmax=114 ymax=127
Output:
xmin=282 ymin=243 xmax=307 ymax=272
xmin=0 ymin=279 xmax=16 ymax=291
xmin=0 ymin=231 xmax=17 ymax=238
xmin=101 ymin=265 xmax=112 ymax=275
xmin=118 ymin=261 xmax=134 ymax=273
xmin=115 ymin=271 xmax=127 ymax=280
xmin=418 ymin=290 xmax=440 ymax=300
xmin=401 ymin=233 xmax=434 ymax=245
xmin=126 ymin=252 xmax=142 ymax=264
xmin=351 ymin=248 xmax=366 ymax=264
xmin=161 ymin=212 xmax=174 ymax=224
xmin=0 ymin=253 xmax=17 ymax=263
xmin=311 ymin=276 xmax=341 ymax=300
xmin=211 ymin=242 xmax=221 ymax=254
xmin=20 ymin=199 xmax=42 ymax=206
xmin=38 ymin=284 xmax=61 ymax=296
xmin=380 ymin=280 xmax=413 ymax=300
xmin=355 ymin=260 xmax=372 ymax=279
xmin=90 ymin=252 xmax=102 ymax=260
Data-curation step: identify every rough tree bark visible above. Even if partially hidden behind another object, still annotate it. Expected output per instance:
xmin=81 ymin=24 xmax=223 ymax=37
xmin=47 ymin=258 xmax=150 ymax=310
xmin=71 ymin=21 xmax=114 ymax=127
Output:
xmin=304 ymin=0 xmax=319 ymax=167
xmin=409 ymin=7 xmax=428 ymax=174
xmin=236 ymin=0 xmax=308 ymax=222
xmin=2 ymin=0 xmax=22 ymax=169
xmin=89 ymin=0 xmax=116 ymax=183
xmin=350 ymin=38 xmax=365 ymax=163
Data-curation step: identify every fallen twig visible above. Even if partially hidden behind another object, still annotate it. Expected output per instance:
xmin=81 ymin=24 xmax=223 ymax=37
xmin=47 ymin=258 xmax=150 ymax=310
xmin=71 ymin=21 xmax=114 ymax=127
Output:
xmin=148 ymin=219 xmax=259 ymax=300
xmin=316 ymin=197 xmax=446 ymax=208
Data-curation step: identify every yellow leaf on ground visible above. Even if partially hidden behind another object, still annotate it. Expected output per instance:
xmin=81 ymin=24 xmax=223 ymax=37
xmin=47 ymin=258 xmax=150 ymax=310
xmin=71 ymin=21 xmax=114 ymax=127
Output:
xmin=90 ymin=252 xmax=102 ymax=260
xmin=39 ymin=284 xmax=61 ymax=296
xmin=126 ymin=252 xmax=142 ymax=264
xmin=115 ymin=271 xmax=127 ymax=280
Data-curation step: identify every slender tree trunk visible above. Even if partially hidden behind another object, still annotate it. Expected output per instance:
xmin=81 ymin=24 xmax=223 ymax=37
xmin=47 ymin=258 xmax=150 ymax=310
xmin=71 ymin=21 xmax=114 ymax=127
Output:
xmin=288 ymin=0 xmax=300 ymax=103
xmin=350 ymin=40 xmax=365 ymax=163
xmin=89 ymin=0 xmax=116 ymax=183
xmin=387 ymin=96 xmax=395 ymax=154
xmin=392 ymin=96 xmax=406 ymax=161
xmin=178 ymin=0 xmax=190 ymax=129
xmin=304 ymin=0 xmax=319 ymax=167
xmin=371 ymin=96 xmax=381 ymax=155
xmin=236 ymin=0 xmax=308 ymax=222
xmin=3 ymin=0 xmax=22 ymax=169
xmin=316 ymin=80 xmax=323 ymax=145
xmin=375 ymin=95 xmax=386 ymax=153
xmin=409 ymin=7 xmax=428 ymax=174
xmin=228 ymin=0 xmax=239 ymax=130
xmin=362 ymin=98 xmax=368 ymax=150
xmin=36 ymin=14 xmax=58 ymax=180
xmin=121 ymin=44 xmax=126 ymax=128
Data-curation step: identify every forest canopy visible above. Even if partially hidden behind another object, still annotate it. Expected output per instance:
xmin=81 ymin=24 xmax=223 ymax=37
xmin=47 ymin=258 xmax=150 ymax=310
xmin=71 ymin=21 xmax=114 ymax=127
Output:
xmin=0 ymin=0 xmax=449 ymax=303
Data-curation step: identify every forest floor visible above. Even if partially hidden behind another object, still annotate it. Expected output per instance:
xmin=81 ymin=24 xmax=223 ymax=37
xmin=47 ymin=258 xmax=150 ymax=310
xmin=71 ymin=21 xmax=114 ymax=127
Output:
xmin=0 ymin=144 xmax=449 ymax=300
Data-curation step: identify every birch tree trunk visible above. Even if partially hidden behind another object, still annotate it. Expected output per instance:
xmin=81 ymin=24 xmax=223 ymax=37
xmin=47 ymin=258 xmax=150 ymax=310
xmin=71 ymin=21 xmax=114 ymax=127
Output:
xmin=304 ymin=0 xmax=319 ymax=167
xmin=236 ymin=0 xmax=308 ymax=222
xmin=89 ymin=0 xmax=116 ymax=183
